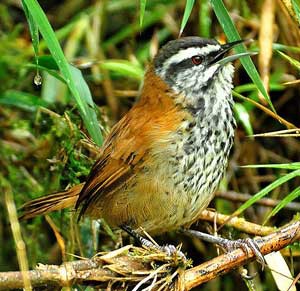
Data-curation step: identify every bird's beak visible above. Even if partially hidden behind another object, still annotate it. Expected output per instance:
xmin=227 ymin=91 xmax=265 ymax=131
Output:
xmin=212 ymin=39 xmax=257 ymax=66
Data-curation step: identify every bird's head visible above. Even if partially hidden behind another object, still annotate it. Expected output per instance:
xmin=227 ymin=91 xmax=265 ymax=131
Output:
xmin=153 ymin=37 xmax=253 ymax=102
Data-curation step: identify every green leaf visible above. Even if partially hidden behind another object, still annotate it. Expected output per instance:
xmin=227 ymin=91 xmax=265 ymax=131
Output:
xmin=241 ymin=162 xmax=300 ymax=170
xmin=235 ymin=83 xmax=285 ymax=93
xmin=22 ymin=0 xmax=39 ymax=61
xmin=38 ymin=55 xmax=60 ymax=70
xmin=100 ymin=60 xmax=144 ymax=80
xmin=277 ymin=50 xmax=300 ymax=70
xmin=69 ymin=64 xmax=100 ymax=127
xmin=210 ymin=0 xmax=275 ymax=112
xmin=25 ymin=65 xmax=66 ymax=84
xmin=291 ymin=0 xmax=300 ymax=24
xmin=233 ymin=169 xmax=300 ymax=216
xmin=41 ymin=72 xmax=63 ymax=103
xmin=264 ymin=186 xmax=300 ymax=223
xmin=139 ymin=0 xmax=147 ymax=28
xmin=273 ymin=43 xmax=300 ymax=53
xmin=22 ymin=0 xmax=42 ymax=85
xmin=22 ymin=0 xmax=102 ymax=145
xmin=180 ymin=0 xmax=195 ymax=35
xmin=27 ymin=56 xmax=104 ymax=110
xmin=0 ymin=90 xmax=49 ymax=111
xmin=234 ymin=103 xmax=253 ymax=137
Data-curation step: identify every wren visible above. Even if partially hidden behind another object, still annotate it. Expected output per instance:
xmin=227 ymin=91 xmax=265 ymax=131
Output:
xmin=21 ymin=37 xmax=255 ymax=244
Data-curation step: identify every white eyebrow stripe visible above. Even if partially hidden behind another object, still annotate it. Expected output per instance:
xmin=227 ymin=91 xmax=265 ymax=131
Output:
xmin=165 ymin=44 xmax=220 ymax=66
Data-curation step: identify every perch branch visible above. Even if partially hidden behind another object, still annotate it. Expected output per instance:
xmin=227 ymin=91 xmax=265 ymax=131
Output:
xmin=0 ymin=221 xmax=299 ymax=290
xmin=184 ymin=220 xmax=300 ymax=290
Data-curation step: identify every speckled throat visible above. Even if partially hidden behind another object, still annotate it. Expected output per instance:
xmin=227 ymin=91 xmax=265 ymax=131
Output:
xmin=144 ymin=64 xmax=237 ymax=233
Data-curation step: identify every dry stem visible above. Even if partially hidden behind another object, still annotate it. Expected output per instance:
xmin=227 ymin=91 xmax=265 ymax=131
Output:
xmin=216 ymin=191 xmax=300 ymax=212
xmin=197 ymin=209 xmax=274 ymax=236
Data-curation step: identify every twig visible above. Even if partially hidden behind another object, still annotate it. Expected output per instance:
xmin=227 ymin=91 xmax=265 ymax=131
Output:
xmin=2 ymin=177 xmax=32 ymax=291
xmin=215 ymin=190 xmax=300 ymax=212
xmin=233 ymin=91 xmax=297 ymax=129
xmin=280 ymin=0 xmax=300 ymax=27
xmin=197 ymin=209 xmax=274 ymax=236
xmin=0 ymin=221 xmax=299 ymax=290
xmin=0 ymin=258 xmax=113 ymax=290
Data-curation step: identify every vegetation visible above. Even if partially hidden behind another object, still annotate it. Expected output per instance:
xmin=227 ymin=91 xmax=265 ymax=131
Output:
xmin=0 ymin=0 xmax=300 ymax=290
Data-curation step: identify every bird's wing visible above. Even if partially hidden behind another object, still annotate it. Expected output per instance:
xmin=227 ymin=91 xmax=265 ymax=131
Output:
xmin=76 ymin=107 xmax=150 ymax=218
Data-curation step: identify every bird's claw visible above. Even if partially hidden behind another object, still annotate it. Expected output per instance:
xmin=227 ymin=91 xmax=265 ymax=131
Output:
xmin=160 ymin=244 xmax=186 ymax=260
xmin=182 ymin=229 xmax=265 ymax=270
xmin=121 ymin=225 xmax=186 ymax=260
xmin=222 ymin=237 xmax=265 ymax=270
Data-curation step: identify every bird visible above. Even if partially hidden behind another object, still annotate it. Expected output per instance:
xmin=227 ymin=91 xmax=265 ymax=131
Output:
xmin=20 ymin=37 xmax=257 ymax=253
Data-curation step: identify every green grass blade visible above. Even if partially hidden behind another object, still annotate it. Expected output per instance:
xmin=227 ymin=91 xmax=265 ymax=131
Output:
xmin=235 ymin=83 xmax=285 ymax=94
xmin=22 ymin=0 xmax=41 ymax=84
xmin=25 ymin=55 xmax=66 ymax=84
xmin=180 ymin=0 xmax=195 ymax=35
xmin=69 ymin=65 xmax=101 ymax=129
xmin=273 ymin=43 xmax=300 ymax=53
xmin=25 ymin=64 xmax=66 ymax=84
xmin=291 ymin=0 xmax=300 ymax=24
xmin=241 ymin=162 xmax=300 ymax=170
xmin=232 ymin=169 xmax=300 ymax=216
xmin=234 ymin=103 xmax=253 ymax=137
xmin=139 ymin=0 xmax=147 ymax=27
xmin=22 ymin=0 xmax=102 ymax=146
xmin=38 ymin=55 xmax=60 ymax=70
xmin=100 ymin=60 xmax=144 ymax=80
xmin=277 ymin=50 xmax=300 ymax=70
xmin=210 ymin=0 xmax=276 ymax=112
xmin=22 ymin=0 xmax=39 ymax=60
xmin=0 ymin=90 xmax=49 ymax=111
xmin=264 ymin=186 xmax=300 ymax=223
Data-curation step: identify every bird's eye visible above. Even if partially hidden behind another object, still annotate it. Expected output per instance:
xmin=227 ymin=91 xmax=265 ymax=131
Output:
xmin=191 ymin=55 xmax=203 ymax=65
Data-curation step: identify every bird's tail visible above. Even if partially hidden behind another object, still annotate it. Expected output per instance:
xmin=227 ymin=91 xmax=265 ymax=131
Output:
xmin=19 ymin=183 xmax=84 ymax=220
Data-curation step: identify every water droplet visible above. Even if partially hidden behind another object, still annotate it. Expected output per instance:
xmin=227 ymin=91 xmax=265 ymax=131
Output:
xmin=34 ymin=74 xmax=42 ymax=86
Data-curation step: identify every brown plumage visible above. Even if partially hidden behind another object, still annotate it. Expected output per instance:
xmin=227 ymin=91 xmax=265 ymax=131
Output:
xmin=20 ymin=183 xmax=83 ymax=219
xmin=21 ymin=66 xmax=188 ymax=233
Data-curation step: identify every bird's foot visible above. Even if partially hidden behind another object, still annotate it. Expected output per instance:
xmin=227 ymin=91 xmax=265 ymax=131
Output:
xmin=183 ymin=229 xmax=265 ymax=269
xmin=221 ymin=237 xmax=265 ymax=269
xmin=121 ymin=225 xmax=186 ymax=259
xmin=144 ymin=241 xmax=186 ymax=259
xmin=159 ymin=244 xmax=186 ymax=259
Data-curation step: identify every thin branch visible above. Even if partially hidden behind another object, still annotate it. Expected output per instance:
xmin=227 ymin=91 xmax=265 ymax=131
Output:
xmin=0 ymin=257 xmax=114 ymax=290
xmin=2 ymin=177 xmax=32 ymax=290
xmin=233 ymin=91 xmax=297 ymax=129
xmin=1 ymin=221 xmax=299 ymax=290
xmin=197 ymin=209 xmax=274 ymax=236
xmin=215 ymin=190 xmax=300 ymax=212
xmin=280 ymin=0 xmax=300 ymax=26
